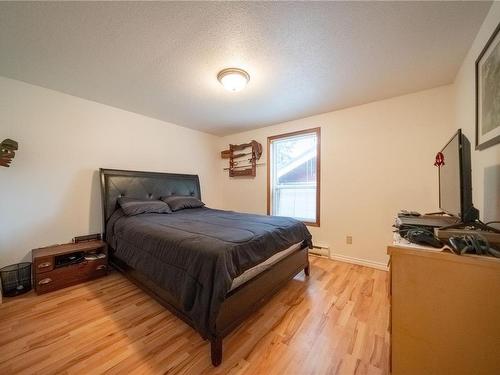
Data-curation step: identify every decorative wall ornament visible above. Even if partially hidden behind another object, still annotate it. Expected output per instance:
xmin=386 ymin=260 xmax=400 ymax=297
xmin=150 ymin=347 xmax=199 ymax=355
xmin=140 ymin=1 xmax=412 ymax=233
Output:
xmin=1 ymin=139 xmax=18 ymax=167
xmin=475 ymin=21 xmax=500 ymax=150
xmin=434 ymin=151 xmax=445 ymax=167
xmin=221 ymin=140 xmax=263 ymax=177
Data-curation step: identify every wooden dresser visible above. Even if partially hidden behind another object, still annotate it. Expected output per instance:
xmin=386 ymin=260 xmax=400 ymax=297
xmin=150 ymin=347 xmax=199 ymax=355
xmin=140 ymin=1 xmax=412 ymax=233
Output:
xmin=387 ymin=245 xmax=500 ymax=375
xmin=32 ymin=240 xmax=108 ymax=294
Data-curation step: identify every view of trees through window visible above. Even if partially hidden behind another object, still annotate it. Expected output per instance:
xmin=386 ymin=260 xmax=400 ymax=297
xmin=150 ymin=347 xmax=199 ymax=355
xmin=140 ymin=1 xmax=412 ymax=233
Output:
xmin=269 ymin=130 xmax=319 ymax=224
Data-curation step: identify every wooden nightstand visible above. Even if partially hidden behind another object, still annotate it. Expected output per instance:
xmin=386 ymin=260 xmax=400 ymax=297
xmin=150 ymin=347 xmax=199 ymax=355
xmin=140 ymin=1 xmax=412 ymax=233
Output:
xmin=32 ymin=240 xmax=108 ymax=294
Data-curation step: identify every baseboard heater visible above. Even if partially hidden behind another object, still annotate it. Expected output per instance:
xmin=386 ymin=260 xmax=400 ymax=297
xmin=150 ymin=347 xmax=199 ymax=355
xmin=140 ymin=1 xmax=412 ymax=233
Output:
xmin=310 ymin=244 xmax=330 ymax=257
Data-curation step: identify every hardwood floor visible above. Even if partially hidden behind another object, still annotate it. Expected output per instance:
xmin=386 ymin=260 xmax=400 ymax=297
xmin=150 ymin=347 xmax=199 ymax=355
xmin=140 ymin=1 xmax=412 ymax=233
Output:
xmin=0 ymin=256 xmax=390 ymax=375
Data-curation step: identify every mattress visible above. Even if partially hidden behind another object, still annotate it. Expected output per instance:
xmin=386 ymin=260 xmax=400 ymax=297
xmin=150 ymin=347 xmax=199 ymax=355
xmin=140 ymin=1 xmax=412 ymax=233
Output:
xmin=229 ymin=241 xmax=303 ymax=291
xmin=106 ymin=207 xmax=312 ymax=337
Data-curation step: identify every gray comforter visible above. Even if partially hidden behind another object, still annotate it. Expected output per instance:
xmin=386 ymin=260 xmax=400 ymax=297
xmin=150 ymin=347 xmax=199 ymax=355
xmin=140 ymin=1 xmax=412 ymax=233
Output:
xmin=106 ymin=207 xmax=312 ymax=338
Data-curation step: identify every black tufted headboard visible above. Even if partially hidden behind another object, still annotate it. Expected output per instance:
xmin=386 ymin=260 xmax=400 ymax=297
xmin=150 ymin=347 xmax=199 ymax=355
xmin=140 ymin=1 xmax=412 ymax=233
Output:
xmin=100 ymin=168 xmax=201 ymax=226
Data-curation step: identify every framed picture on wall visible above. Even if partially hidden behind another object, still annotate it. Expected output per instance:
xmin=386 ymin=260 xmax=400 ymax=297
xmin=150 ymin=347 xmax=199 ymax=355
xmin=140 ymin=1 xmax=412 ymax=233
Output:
xmin=475 ymin=22 xmax=500 ymax=150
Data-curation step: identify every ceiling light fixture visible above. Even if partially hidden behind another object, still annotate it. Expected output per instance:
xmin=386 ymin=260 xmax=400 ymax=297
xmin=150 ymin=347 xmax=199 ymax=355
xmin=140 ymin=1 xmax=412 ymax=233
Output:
xmin=217 ymin=68 xmax=250 ymax=92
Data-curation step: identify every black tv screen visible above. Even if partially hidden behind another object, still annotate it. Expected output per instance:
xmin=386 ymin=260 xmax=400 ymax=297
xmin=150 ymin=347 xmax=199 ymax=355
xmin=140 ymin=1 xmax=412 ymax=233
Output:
xmin=438 ymin=129 xmax=475 ymax=221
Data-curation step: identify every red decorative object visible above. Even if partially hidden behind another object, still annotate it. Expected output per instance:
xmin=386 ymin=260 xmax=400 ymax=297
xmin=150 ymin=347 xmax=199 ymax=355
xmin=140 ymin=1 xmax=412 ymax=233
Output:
xmin=434 ymin=152 xmax=445 ymax=167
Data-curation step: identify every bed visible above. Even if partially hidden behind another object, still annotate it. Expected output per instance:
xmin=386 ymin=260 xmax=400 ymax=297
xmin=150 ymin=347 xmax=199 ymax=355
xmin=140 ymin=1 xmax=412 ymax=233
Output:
xmin=100 ymin=168 xmax=312 ymax=366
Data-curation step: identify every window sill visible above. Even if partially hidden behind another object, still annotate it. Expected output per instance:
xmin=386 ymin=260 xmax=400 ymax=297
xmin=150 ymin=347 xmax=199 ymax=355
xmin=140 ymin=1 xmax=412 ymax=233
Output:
xmin=303 ymin=221 xmax=320 ymax=227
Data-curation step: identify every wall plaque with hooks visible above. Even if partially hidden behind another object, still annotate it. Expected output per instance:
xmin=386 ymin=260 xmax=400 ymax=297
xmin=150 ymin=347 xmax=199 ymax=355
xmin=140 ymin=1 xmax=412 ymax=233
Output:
xmin=221 ymin=140 xmax=263 ymax=177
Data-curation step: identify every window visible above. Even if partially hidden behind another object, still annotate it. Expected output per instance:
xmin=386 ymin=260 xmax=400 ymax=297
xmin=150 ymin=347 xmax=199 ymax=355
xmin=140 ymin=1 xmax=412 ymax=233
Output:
xmin=267 ymin=128 xmax=320 ymax=226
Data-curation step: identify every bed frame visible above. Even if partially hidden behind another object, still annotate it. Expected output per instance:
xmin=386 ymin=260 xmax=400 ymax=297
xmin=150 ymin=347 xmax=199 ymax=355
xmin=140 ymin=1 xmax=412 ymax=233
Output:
xmin=100 ymin=168 xmax=309 ymax=366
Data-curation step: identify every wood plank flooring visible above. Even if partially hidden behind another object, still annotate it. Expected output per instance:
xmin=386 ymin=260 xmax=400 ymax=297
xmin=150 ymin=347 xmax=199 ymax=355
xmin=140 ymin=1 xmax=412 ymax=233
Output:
xmin=0 ymin=256 xmax=390 ymax=375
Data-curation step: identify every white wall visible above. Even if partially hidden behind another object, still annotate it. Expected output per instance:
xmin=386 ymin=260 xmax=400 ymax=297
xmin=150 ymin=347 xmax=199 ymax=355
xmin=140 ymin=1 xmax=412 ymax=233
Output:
xmin=218 ymin=86 xmax=456 ymax=266
xmin=453 ymin=2 xmax=500 ymax=226
xmin=0 ymin=77 xmax=221 ymax=266
xmin=3 ymin=5 xmax=497 ymax=269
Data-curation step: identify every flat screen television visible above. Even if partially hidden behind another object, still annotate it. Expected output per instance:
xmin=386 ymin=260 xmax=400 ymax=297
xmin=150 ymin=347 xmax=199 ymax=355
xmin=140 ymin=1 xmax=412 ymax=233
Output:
xmin=438 ymin=129 xmax=478 ymax=223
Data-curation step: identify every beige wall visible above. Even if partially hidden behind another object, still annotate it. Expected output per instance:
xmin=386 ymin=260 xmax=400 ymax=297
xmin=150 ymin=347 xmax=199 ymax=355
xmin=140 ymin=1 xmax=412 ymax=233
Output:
xmin=453 ymin=2 xmax=500 ymax=226
xmin=0 ymin=77 xmax=221 ymax=266
xmin=218 ymin=86 xmax=456 ymax=266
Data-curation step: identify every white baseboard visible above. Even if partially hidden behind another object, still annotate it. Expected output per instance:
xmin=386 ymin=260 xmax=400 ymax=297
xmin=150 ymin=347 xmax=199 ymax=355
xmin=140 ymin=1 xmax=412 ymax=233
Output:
xmin=310 ymin=248 xmax=330 ymax=257
xmin=330 ymin=253 xmax=388 ymax=271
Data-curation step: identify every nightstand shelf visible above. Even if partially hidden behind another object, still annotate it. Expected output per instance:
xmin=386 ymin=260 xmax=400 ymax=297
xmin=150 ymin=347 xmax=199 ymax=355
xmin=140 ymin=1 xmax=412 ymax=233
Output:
xmin=32 ymin=240 xmax=108 ymax=294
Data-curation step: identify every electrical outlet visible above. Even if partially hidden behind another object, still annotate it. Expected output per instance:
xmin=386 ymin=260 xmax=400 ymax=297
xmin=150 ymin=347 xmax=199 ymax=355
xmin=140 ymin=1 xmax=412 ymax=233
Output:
xmin=346 ymin=236 xmax=352 ymax=245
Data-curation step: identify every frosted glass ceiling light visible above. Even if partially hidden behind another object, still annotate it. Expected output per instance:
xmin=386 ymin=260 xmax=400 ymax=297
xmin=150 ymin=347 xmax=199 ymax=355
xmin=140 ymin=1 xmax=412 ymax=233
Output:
xmin=217 ymin=68 xmax=250 ymax=92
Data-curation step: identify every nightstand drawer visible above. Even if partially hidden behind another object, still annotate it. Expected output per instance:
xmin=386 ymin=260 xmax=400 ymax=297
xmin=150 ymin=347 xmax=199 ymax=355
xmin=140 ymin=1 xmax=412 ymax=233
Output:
xmin=35 ymin=259 xmax=107 ymax=294
xmin=34 ymin=257 xmax=54 ymax=273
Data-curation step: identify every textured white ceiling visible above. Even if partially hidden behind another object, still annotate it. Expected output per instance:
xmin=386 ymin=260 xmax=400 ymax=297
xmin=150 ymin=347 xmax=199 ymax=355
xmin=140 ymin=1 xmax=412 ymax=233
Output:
xmin=0 ymin=1 xmax=492 ymax=135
